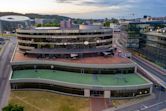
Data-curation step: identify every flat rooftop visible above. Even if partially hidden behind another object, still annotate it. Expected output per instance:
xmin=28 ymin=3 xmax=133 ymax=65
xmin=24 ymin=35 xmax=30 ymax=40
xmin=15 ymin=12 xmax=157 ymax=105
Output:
xmin=0 ymin=15 xmax=30 ymax=22
xmin=11 ymin=69 xmax=149 ymax=86
xmin=12 ymin=51 xmax=132 ymax=65
xmin=35 ymin=27 xmax=60 ymax=30
xmin=26 ymin=48 xmax=112 ymax=55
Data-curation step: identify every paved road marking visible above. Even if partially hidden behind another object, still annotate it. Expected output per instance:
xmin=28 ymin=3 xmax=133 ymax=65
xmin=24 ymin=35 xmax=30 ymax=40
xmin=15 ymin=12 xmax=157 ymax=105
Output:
xmin=135 ymin=100 xmax=166 ymax=111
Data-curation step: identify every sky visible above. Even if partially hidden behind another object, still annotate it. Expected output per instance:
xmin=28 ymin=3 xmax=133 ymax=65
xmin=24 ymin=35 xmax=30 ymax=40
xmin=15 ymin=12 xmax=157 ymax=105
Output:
xmin=0 ymin=0 xmax=166 ymax=19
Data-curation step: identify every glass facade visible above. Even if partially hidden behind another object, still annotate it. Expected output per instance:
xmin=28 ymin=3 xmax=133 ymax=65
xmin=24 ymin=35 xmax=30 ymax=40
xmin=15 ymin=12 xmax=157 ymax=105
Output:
xmin=138 ymin=34 xmax=166 ymax=68
xmin=111 ymin=88 xmax=150 ymax=98
xmin=11 ymin=82 xmax=150 ymax=98
xmin=11 ymin=82 xmax=84 ymax=96
xmin=12 ymin=64 xmax=135 ymax=75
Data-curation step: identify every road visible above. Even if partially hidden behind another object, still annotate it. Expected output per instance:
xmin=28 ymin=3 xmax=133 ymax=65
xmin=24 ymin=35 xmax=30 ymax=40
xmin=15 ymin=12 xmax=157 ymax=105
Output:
xmin=112 ymin=32 xmax=166 ymax=111
xmin=132 ymin=56 xmax=166 ymax=82
xmin=115 ymin=88 xmax=166 ymax=111
xmin=0 ymin=37 xmax=16 ymax=109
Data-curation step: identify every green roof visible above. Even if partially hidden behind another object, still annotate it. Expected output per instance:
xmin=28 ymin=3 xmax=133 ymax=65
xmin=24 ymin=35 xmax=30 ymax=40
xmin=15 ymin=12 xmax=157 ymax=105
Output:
xmin=11 ymin=70 xmax=148 ymax=86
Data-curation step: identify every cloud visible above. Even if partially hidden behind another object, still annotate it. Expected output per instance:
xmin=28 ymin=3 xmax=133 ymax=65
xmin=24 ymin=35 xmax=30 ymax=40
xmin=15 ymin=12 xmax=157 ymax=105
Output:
xmin=56 ymin=0 xmax=126 ymax=7
xmin=1 ymin=0 xmax=166 ymax=19
xmin=56 ymin=0 xmax=77 ymax=3
xmin=79 ymin=1 xmax=124 ymax=7
xmin=55 ymin=0 xmax=141 ymax=18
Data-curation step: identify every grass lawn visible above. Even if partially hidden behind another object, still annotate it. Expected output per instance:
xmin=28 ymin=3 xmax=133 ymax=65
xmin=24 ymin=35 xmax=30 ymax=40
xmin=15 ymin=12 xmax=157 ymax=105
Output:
xmin=0 ymin=33 xmax=16 ymax=37
xmin=9 ymin=91 xmax=90 ymax=111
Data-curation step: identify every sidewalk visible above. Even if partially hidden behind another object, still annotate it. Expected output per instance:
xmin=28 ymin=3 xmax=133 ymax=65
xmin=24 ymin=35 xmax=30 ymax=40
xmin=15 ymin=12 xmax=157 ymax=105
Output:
xmin=90 ymin=98 xmax=112 ymax=111
xmin=0 ymin=41 xmax=8 ymax=57
xmin=133 ymin=55 xmax=166 ymax=75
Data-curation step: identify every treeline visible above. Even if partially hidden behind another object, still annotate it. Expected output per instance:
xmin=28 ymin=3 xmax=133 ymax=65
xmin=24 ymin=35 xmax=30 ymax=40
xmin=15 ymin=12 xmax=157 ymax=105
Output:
xmin=35 ymin=23 xmax=60 ymax=27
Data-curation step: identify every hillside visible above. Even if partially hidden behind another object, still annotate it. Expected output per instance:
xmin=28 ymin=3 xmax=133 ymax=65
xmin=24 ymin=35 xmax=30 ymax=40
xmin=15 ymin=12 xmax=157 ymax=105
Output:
xmin=0 ymin=12 xmax=70 ymax=21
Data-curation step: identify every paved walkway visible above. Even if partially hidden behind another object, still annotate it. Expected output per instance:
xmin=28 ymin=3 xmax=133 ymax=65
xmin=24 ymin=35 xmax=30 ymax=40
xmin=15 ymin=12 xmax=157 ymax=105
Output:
xmin=90 ymin=98 xmax=112 ymax=111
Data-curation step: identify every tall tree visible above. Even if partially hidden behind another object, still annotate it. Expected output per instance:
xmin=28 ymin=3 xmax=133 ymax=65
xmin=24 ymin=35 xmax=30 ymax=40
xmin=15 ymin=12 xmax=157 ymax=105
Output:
xmin=2 ymin=104 xmax=24 ymax=111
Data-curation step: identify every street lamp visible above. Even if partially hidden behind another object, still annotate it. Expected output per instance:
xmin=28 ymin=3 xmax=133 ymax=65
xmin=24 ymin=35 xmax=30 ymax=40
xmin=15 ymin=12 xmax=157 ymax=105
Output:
xmin=51 ymin=65 xmax=55 ymax=72
xmin=139 ymin=91 xmax=142 ymax=95
xmin=34 ymin=65 xmax=37 ymax=72
xmin=84 ymin=41 xmax=89 ymax=45
xmin=96 ymin=40 xmax=100 ymax=43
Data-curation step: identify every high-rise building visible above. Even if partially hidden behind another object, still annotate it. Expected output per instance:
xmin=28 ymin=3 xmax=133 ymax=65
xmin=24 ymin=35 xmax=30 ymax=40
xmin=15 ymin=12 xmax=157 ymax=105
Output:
xmin=143 ymin=31 xmax=166 ymax=67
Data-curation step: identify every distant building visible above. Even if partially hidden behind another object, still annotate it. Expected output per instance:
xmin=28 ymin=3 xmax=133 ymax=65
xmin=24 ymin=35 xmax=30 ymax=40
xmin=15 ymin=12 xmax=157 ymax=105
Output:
xmin=0 ymin=15 xmax=31 ymax=33
xmin=34 ymin=18 xmax=54 ymax=25
xmin=141 ymin=16 xmax=166 ymax=22
xmin=92 ymin=22 xmax=103 ymax=26
xmin=84 ymin=21 xmax=92 ymax=25
xmin=121 ymin=21 xmax=166 ymax=49
xmin=60 ymin=19 xmax=72 ymax=29
xmin=121 ymin=20 xmax=166 ymax=67
xmin=60 ymin=20 xmax=65 ymax=29
xmin=66 ymin=19 xmax=72 ymax=29
xmin=79 ymin=24 xmax=101 ymax=30
xmin=142 ymin=32 xmax=166 ymax=67
xmin=110 ymin=24 xmax=121 ymax=32
xmin=34 ymin=18 xmax=44 ymax=24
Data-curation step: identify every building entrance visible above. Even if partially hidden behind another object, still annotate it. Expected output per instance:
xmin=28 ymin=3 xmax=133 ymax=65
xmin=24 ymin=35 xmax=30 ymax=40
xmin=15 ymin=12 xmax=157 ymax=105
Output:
xmin=90 ymin=90 xmax=104 ymax=97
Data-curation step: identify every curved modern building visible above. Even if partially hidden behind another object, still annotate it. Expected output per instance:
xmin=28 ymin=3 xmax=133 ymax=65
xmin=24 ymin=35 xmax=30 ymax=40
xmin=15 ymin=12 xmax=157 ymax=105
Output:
xmin=0 ymin=15 xmax=31 ymax=33
xmin=16 ymin=25 xmax=113 ymax=56
xmin=10 ymin=25 xmax=153 ymax=99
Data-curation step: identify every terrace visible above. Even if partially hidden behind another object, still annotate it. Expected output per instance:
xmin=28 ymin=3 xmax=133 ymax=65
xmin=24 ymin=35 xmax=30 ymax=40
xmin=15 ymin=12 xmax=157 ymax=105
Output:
xmin=12 ymin=51 xmax=132 ymax=65
xmin=11 ymin=69 xmax=149 ymax=87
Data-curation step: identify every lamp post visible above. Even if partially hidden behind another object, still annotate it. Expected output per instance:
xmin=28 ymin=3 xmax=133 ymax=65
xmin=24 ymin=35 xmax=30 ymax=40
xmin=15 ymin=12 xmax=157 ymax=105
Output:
xmin=34 ymin=65 xmax=37 ymax=72
xmin=51 ymin=65 xmax=55 ymax=72
xmin=84 ymin=41 xmax=89 ymax=46
xmin=96 ymin=40 xmax=100 ymax=44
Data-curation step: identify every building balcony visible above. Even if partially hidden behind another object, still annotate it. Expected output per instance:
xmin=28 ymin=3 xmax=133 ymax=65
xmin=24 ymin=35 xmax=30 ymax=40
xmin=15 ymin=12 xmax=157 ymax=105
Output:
xmin=17 ymin=33 xmax=112 ymax=39
xmin=18 ymin=39 xmax=112 ymax=46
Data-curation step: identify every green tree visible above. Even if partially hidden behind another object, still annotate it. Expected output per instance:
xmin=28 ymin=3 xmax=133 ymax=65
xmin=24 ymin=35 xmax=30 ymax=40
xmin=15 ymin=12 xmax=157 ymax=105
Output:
xmin=152 ymin=24 xmax=165 ymax=30
xmin=35 ymin=22 xmax=60 ymax=27
xmin=35 ymin=24 xmax=42 ymax=27
xmin=104 ymin=21 xmax=111 ymax=27
xmin=111 ymin=18 xmax=119 ymax=24
xmin=2 ymin=104 xmax=24 ymax=111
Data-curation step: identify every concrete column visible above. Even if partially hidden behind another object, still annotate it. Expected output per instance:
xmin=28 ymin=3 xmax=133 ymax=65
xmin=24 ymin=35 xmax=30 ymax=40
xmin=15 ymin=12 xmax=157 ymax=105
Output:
xmin=134 ymin=65 xmax=137 ymax=73
xmin=38 ymin=44 xmax=41 ymax=48
xmin=150 ymin=87 xmax=153 ymax=94
xmin=50 ymin=44 xmax=54 ymax=48
xmin=84 ymin=89 xmax=90 ymax=97
xmin=104 ymin=90 xmax=111 ymax=98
